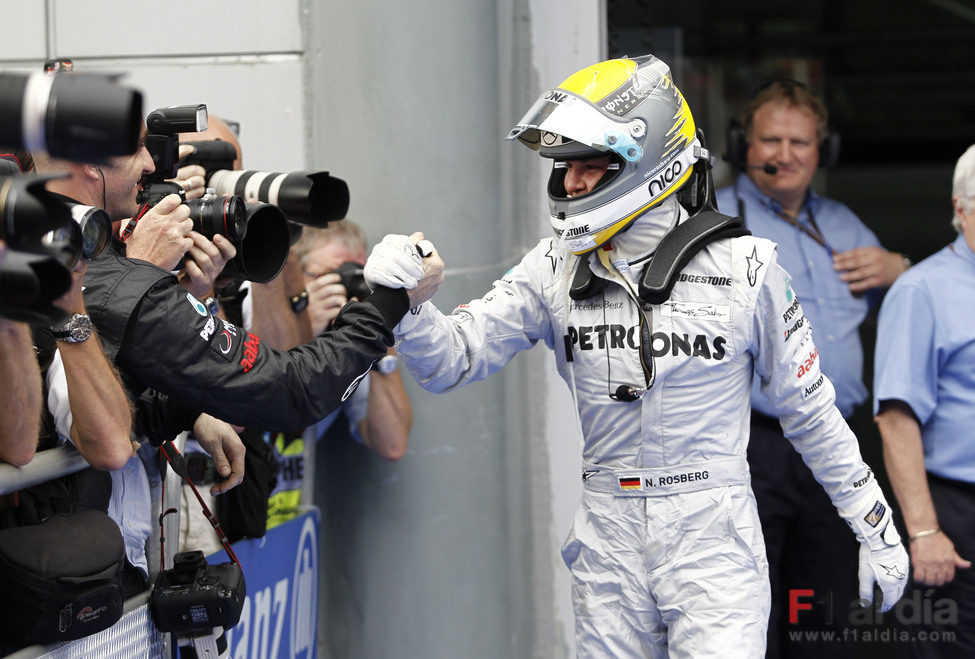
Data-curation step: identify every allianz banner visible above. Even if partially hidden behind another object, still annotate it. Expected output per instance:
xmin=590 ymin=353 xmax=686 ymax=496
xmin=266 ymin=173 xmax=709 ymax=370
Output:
xmin=208 ymin=508 xmax=319 ymax=658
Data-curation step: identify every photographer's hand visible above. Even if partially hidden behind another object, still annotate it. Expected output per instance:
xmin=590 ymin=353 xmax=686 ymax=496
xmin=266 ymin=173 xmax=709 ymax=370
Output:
xmin=178 ymin=233 xmax=237 ymax=299
xmin=305 ymin=272 xmax=347 ymax=335
xmin=171 ymin=145 xmax=207 ymax=201
xmin=192 ymin=413 xmax=246 ymax=495
xmin=53 ymin=260 xmax=88 ymax=315
xmin=123 ymin=193 xmax=193 ymax=271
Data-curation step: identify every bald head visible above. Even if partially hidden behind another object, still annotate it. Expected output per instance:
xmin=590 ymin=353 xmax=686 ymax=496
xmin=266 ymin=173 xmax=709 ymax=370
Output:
xmin=179 ymin=116 xmax=243 ymax=170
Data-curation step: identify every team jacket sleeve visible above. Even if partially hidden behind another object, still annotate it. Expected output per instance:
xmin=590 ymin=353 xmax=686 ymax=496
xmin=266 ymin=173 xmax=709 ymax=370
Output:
xmin=750 ymin=247 xmax=875 ymax=514
xmin=394 ymin=242 xmax=555 ymax=393
xmin=116 ymin=283 xmax=408 ymax=431
xmin=133 ymin=389 xmax=200 ymax=446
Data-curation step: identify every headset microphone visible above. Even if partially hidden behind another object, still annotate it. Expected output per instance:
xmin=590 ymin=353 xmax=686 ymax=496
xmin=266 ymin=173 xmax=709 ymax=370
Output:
xmin=746 ymin=163 xmax=778 ymax=175
xmin=611 ymin=384 xmax=645 ymax=402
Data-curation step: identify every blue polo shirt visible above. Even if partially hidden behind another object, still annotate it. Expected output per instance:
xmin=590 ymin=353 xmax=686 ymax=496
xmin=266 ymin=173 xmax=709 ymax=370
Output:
xmin=717 ymin=174 xmax=882 ymax=418
xmin=873 ymin=233 xmax=975 ymax=484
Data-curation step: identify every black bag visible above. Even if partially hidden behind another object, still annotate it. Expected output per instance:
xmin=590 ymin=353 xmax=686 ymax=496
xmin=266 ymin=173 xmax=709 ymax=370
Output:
xmin=0 ymin=508 xmax=125 ymax=645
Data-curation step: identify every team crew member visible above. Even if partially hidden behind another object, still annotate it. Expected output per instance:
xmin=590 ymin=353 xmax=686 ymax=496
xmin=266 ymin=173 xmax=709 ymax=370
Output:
xmin=874 ymin=145 xmax=975 ymax=657
xmin=365 ymin=55 xmax=907 ymax=656
xmin=716 ymin=80 xmax=910 ymax=657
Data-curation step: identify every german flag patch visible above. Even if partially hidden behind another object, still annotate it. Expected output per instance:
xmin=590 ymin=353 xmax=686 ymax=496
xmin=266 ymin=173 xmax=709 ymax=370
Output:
xmin=619 ymin=477 xmax=642 ymax=491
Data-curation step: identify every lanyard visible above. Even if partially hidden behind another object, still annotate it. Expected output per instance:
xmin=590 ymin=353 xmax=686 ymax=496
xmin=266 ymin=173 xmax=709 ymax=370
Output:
xmin=736 ymin=193 xmax=835 ymax=257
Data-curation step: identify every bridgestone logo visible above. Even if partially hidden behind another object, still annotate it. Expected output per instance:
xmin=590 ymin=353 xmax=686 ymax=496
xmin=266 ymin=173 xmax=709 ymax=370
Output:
xmin=676 ymin=273 xmax=731 ymax=286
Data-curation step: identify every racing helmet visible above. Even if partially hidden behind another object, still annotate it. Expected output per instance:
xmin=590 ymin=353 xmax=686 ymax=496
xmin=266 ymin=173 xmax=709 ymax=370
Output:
xmin=507 ymin=55 xmax=705 ymax=255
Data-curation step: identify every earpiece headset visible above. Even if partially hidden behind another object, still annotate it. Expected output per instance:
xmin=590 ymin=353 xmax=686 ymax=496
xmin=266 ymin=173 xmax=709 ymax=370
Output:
xmin=725 ymin=79 xmax=841 ymax=170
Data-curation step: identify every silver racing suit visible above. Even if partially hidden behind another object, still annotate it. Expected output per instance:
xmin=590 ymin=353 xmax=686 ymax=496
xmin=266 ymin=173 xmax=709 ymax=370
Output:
xmin=394 ymin=233 xmax=883 ymax=658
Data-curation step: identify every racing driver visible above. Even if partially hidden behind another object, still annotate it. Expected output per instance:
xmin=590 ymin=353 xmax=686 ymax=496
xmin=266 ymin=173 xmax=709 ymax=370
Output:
xmin=363 ymin=54 xmax=908 ymax=657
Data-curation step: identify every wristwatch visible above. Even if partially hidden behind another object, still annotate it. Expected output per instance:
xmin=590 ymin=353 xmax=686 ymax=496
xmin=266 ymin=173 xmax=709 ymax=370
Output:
xmin=372 ymin=354 xmax=399 ymax=374
xmin=289 ymin=290 xmax=309 ymax=314
xmin=204 ymin=296 xmax=220 ymax=316
xmin=51 ymin=313 xmax=94 ymax=344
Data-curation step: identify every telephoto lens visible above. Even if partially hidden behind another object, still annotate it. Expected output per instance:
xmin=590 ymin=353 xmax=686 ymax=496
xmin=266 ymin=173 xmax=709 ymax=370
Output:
xmin=207 ymin=169 xmax=349 ymax=227
xmin=0 ymin=249 xmax=72 ymax=325
xmin=0 ymin=173 xmax=80 ymax=265
xmin=183 ymin=193 xmax=290 ymax=284
xmin=0 ymin=71 xmax=143 ymax=161
xmin=184 ymin=193 xmax=246 ymax=242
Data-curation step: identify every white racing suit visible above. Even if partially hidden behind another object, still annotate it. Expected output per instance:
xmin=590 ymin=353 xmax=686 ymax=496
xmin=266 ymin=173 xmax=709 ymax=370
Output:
xmin=394 ymin=233 xmax=881 ymax=658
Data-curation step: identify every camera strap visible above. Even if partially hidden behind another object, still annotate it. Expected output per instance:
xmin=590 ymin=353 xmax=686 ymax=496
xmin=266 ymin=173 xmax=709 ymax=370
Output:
xmin=157 ymin=441 xmax=241 ymax=569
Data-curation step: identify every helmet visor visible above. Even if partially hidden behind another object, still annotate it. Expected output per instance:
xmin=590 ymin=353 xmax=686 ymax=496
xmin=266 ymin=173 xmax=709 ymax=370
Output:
xmin=507 ymin=93 xmax=644 ymax=163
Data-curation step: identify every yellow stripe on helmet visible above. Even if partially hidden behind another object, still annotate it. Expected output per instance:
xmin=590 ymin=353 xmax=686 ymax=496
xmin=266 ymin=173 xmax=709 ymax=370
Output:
xmin=662 ymin=79 xmax=696 ymax=158
xmin=558 ymin=58 xmax=638 ymax=104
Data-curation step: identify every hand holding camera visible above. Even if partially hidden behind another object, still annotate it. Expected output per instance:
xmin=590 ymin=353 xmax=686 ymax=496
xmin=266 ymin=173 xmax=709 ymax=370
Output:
xmin=172 ymin=144 xmax=207 ymax=201
xmin=177 ymin=232 xmax=237 ymax=299
xmin=122 ymin=193 xmax=193 ymax=271
xmin=305 ymin=272 xmax=347 ymax=335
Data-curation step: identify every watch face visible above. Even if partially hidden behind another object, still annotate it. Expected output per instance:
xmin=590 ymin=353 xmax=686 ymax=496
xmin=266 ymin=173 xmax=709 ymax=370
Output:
xmin=54 ymin=313 xmax=93 ymax=343
xmin=290 ymin=292 xmax=309 ymax=314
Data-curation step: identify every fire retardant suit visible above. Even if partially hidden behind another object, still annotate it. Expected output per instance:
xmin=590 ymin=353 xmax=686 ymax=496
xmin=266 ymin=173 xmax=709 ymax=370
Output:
xmin=393 ymin=228 xmax=889 ymax=656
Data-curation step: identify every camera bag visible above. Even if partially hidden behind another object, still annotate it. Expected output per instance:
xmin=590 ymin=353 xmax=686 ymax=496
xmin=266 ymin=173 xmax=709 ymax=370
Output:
xmin=0 ymin=508 xmax=125 ymax=646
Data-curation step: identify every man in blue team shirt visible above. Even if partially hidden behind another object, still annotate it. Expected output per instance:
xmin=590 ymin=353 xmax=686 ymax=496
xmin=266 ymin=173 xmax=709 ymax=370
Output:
xmin=716 ymin=80 xmax=910 ymax=658
xmin=874 ymin=145 xmax=975 ymax=658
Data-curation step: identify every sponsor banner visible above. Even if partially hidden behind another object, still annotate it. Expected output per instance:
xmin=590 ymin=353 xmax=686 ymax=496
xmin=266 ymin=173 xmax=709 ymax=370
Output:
xmin=209 ymin=509 xmax=319 ymax=659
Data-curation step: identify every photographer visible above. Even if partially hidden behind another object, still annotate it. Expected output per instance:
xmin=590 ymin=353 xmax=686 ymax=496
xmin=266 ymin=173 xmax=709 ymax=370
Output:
xmin=177 ymin=116 xmax=307 ymax=350
xmin=295 ymin=221 xmax=412 ymax=461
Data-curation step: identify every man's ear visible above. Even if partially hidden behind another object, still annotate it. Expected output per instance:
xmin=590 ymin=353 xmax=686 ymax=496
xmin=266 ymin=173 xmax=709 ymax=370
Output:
xmin=82 ymin=163 xmax=101 ymax=180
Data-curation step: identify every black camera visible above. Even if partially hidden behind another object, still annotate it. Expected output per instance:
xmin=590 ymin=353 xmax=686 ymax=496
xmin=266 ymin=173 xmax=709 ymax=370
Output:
xmin=0 ymin=71 xmax=143 ymax=161
xmin=190 ymin=193 xmax=290 ymax=283
xmin=149 ymin=550 xmax=245 ymax=634
xmin=0 ymin=169 xmax=77 ymax=324
xmin=179 ymin=141 xmax=349 ymax=229
xmin=334 ymin=261 xmax=371 ymax=300
xmin=139 ymin=106 xmax=290 ymax=283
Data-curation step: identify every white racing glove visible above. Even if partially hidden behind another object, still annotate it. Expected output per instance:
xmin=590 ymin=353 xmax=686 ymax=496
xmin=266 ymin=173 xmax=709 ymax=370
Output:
xmin=842 ymin=482 xmax=909 ymax=612
xmin=364 ymin=234 xmax=425 ymax=290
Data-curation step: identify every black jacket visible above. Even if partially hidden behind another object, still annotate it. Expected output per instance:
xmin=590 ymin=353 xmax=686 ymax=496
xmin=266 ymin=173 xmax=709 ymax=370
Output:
xmin=83 ymin=242 xmax=409 ymax=435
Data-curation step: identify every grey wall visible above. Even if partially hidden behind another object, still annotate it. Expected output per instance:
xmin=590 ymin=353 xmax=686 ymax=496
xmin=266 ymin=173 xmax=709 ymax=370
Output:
xmin=305 ymin=2 xmax=604 ymax=656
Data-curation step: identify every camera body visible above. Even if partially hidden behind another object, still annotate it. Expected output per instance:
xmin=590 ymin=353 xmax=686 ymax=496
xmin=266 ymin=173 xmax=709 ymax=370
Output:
xmin=150 ymin=550 xmax=245 ymax=634
xmin=334 ymin=261 xmax=371 ymax=300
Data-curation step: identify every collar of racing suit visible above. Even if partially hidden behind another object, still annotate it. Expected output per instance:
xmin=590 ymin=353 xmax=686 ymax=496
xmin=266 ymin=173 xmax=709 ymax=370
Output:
xmin=599 ymin=196 xmax=686 ymax=285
